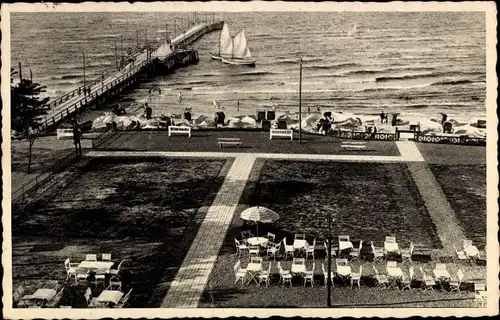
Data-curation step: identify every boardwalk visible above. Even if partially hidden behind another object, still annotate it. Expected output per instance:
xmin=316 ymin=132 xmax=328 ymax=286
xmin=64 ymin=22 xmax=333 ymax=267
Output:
xmin=38 ymin=22 xmax=220 ymax=131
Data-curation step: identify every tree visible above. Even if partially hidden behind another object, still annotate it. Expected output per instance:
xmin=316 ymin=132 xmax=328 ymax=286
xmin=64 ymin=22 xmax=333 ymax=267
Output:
xmin=11 ymin=72 xmax=50 ymax=174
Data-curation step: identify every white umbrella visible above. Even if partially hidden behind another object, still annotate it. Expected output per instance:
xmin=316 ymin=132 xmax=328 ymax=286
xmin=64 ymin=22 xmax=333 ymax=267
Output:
xmin=240 ymin=206 xmax=279 ymax=236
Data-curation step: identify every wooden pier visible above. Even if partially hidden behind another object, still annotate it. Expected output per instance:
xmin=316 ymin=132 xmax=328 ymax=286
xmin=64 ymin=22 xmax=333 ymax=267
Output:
xmin=38 ymin=21 xmax=223 ymax=133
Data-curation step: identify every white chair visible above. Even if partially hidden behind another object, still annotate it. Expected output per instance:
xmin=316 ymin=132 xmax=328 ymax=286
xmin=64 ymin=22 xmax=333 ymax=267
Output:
xmin=338 ymin=235 xmax=350 ymax=242
xmin=101 ymin=253 xmax=112 ymax=261
xmin=86 ymin=254 xmax=97 ymax=261
xmin=400 ymin=242 xmax=414 ymax=262
xmin=241 ymin=230 xmax=254 ymax=240
xmin=109 ymin=260 xmax=125 ymax=277
xmin=13 ymin=285 xmax=32 ymax=308
xmin=452 ymin=244 xmax=469 ymax=263
xmin=114 ymin=289 xmax=132 ymax=308
xmin=371 ymin=241 xmax=384 ymax=262
xmin=419 ymin=266 xmax=436 ymax=292
xmin=305 ymin=239 xmax=316 ymax=260
xmin=293 ymin=257 xmax=306 ymax=265
xmin=249 ymin=245 xmax=260 ymax=257
xmin=294 ymin=234 xmax=305 ymax=240
xmin=234 ymin=238 xmax=249 ymax=257
xmin=449 ymin=269 xmax=464 ymax=294
xmin=278 ymin=262 xmax=292 ymax=287
xmin=474 ymin=283 xmax=486 ymax=306
xmin=84 ymin=287 xmax=92 ymax=306
xmin=64 ymin=258 xmax=79 ymax=282
xmin=303 ymin=262 xmax=316 ymax=287
xmin=233 ymin=260 xmax=247 ymax=285
xmin=400 ymin=266 xmax=414 ymax=291
xmin=372 ymin=265 xmax=388 ymax=289
xmin=267 ymin=242 xmax=281 ymax=260
xmin=324 ymin=241 xmax=337 ymax=261
xmin=251 ymin=256 xmax=263 ymax=264
xmin=336 ymin=258 xmax=348 ymax=267
xmin=258 ymin=263 xmax=272 ymax=287
xmin=385 ymin=236 xmax=396 ymax=243
xmin=283 ymin=238 xmax=295 ymax=259
xmin=90 ymin=272 xmax=106 ymax=288
xmin=321 ymin=263 xmax=335 ymax=287
xmin=107 ymin=276 xmax=122 ymax=291
xmin=349 ymin=240 xmax=362 ymax=262
xmin=75 ymin=268 xmax=89 ymax=284
xmin=265 ymin=232 xmax=276 ymax=242
xmin=350 ymin=265 xmax=362 ymax=288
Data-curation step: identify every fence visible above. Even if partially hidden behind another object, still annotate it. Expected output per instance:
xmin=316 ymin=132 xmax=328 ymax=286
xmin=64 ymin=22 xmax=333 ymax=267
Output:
xmin=414 ymin=133 xmax=486 ymax=146
xmin=331 ymin=130 xmax=397 ymax=141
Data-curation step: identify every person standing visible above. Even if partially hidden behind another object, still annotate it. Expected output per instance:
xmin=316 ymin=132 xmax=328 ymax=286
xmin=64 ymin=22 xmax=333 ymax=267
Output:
xmin=380 ymin=111 xmax=386 ymax=123
xmin=72 ymin=120 xmax=82 ymax=157
xmin=178 ymin=91 xmax=183 ymax=103
xmin=237 ymin=100 xmax=240 ymax=112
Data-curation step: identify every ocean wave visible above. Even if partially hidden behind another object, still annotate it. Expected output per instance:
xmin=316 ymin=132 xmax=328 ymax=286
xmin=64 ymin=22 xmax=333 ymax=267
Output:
xmin=306 ymin=62 xmax=358 ymax=70
xmin=89 ymin=34 xmax=121 ymax=40
xmin=430 ymin=79 xmax=475 ymax=86
xmin=235 ymin=71 xmax=278 ymax=76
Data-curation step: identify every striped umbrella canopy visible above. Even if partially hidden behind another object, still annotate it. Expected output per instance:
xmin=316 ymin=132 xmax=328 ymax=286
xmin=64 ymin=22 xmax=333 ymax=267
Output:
xmin=240 ymin=206 xmax=279 ymax=236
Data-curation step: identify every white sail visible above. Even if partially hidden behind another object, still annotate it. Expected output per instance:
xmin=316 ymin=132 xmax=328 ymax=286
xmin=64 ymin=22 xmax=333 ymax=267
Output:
xmin=219 ymin=23 xmax=233 ymax=56
xmin=232 ymin=29 xmax=252 ymax=59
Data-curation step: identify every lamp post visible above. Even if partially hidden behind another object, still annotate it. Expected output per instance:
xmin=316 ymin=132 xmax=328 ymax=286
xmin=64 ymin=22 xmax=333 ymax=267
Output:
xmin=299 ymin=57 xmax=303 ymax=143
xmin=326 ymin=213 xmax=334 ymax=307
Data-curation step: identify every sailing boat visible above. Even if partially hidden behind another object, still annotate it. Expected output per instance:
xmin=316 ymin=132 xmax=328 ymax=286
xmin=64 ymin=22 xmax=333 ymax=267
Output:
xmin=211 ymin=23 xmax=256 ymax=67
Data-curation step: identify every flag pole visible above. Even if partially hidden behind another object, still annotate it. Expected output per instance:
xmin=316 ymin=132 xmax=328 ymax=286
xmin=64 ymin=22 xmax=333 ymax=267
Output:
xmin=299 ymin=57 xmax=303 ymax=143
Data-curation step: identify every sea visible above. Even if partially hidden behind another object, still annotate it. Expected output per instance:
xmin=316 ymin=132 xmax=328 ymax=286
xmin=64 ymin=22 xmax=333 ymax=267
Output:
xmin=10 ymin=11 xmax=486 ymax=123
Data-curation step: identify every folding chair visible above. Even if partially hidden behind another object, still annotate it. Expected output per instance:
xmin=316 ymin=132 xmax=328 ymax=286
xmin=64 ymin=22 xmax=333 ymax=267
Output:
xmin=283 ymin=238 xmax=295 ymax=259
xmin=400 ymin=266 xmax=414 ymax=291
xmin=101 ymin=253 xmax=112 ymax=261
xmin=233 ymin=260 xmax=247 ymax=285
xmin=265 ymin=232 xmax=276 ymax=242
xmin=372 ymin=265 xmax=388 ymax=289
xmin=324 ymin=241 xmax=337 ymax=261
xmin=371 ymin=241 xmax=384 ymax=262
xmin=385 ymin=236 xmax=396 ymax=243
xmin=249 ymin=245 xmax=260 ymax=257
xmin=322 ymin=263 xmax=335 ymax=287
xmin=294 ymin=234 xmax=305 ymax=240
xmin=258 ymin=262 xmax=272 ymax=287
xmin=241 ymin=230 xmax=254 ymax=240
xmin=234 ymin=238 xmax=249 ymax=257
xmin=304 ymin=262 xmax=316 ymax=287
xmin=419 ymin=266 xmax=436 ymax=292
xmin=278 ymin=262 xmax=292 ymax=287
xmin=267 ymin=241 xmax=281 ymax=260
xmin=349 ymin=240 xmax=362 ymax=262
xmin=305 ymin=239 xmax=316 ymax=260
xmin=452 ymin=244 xmax=469 ymax=263
xmin=474 ymin=283 xmax=487 ymax=306
xmin=86 ymin=254 xmax=97 ymax=261
xmin=449 ymin=269 xmax=464 ymax=294
xmin=350 ymin=265 xmax=362 ymax=288
xmin=401 ymin=242 xmax=414 ymax=263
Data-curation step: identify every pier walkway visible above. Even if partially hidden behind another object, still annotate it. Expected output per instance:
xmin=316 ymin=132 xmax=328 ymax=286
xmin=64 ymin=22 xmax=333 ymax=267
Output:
xmin=37 ymin=21 xmax=222 ymax=133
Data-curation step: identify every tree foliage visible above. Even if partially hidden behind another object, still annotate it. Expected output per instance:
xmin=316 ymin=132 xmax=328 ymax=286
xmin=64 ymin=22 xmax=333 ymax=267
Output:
xmin=11 ymin=78 xmax=50 ymax=136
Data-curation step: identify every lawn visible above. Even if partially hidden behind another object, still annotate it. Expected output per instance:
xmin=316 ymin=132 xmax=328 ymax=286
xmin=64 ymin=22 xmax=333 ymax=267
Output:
xmin=429 ymin=164 xmax=486 ymax=249
xmin=248 ymin=160 xmax=440 ymax=248
xmin=11 ymin=157 xmax=227 ymax=308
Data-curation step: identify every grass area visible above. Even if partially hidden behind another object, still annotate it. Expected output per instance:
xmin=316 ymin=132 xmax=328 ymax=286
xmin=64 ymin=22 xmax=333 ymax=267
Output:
xmin=11 ymin=157 xmax=227 ymax=307
xmin=198 ymin=159 xmax=481 ymax=308
xmin=416 ymin=143 xmax=486 ymax=165
xmin=429 ymin=164 xmax=486 ymax=249
xmin=96 ymin=130 xmax=400 ymax=156
xmin=248 ymin=160 xmax=440 ymax=248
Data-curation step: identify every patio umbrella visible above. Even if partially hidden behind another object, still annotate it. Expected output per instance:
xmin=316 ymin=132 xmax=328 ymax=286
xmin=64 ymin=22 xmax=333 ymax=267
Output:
xmin=240 ymin=206 xmax=280 ymax=236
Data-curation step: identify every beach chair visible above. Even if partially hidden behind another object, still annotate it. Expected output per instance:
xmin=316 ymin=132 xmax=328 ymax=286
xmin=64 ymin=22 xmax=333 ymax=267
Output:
xmin=303 ymin=262 xmax=316 ymax=287
xmin=400 ymin=266 xmax=414 ymax=291
xmin=349 ymin=240 xmax=363 ymax=262
xmin=372 ymin=265 xmax=389 ymax=289
xmin=234 ymin=238 xmax=249 ymax=257
xmin=452 ymin=244 xmax=469 ymax=263
xmin=371 ymin=241 xmax=385 ymax=262
xmin=322 ymin=263 xmax=335 ymax=287
xmin=419 ymin=266 xmax=436 ymax=292
xmin=109 ymin=260 xmax=126 ymax=277
xmin=350 ymin=265 xmax=362 ymax=289
xmin=400 ymin=242 xmax=414 ymax=263
xmin=278 ymin=262 xmax=292 ymax=287
xmin=101 ymin=253 xmax=112 ymax=261
xmin=449 ymin=269 xmax=464 ymax=294
xmin=233 ymin=260 xmax=247 ymax=285
xmin=266 ymin=241 xmax=281 ymax=260
xmin=283 ymin=238 xmax=295 ymax=259
xmin=258 ymin=262 xmax=272 ymax=287
xmin=305 ymin=239 xmax=316 ymax=260
xmin=86 ymin=254 xmax=97 ymax=261
xmin=114 ymin=289 xmax=132 ymax=308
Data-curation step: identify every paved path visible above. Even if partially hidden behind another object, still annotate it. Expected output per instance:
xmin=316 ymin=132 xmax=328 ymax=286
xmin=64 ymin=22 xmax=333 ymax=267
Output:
xmin=161 ymin=154 xmax=256 ymax=308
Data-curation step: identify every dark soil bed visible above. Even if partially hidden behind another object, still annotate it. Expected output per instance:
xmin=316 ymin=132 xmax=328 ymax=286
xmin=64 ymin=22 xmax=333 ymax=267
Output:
xmin=429 ymin=164 xmax=486 ymax=249
xmin=11 ymin=157 xmax=227 ymax=307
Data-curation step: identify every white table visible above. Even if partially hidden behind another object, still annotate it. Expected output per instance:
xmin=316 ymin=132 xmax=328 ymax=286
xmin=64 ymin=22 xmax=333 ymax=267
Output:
xmin=97 ymin=290 xmax=124 ymax=306
xmin=337 ymin=265 xmax=351 ymax=277
xmin=384 ymin=242 xmax=399 ymax=253
xmin=31 ymin=288 xmax=57 ymax=301
xmin=247 ymin=237 xmax=269 ymax=247
xmin=246 ymin=263 xmax=262 ymax=284
xmin=293 ymin=239 xmax=307 ymax=249
xmin=433 ymin=269 xmax=451 ymax=281
xmin=464 ymin=245 xmax=479 ymax=257
xmin=339 ymin=241 xmax=354 ymax=251
xmin=291 ymin=264 xmax=306 ymax=274
xmin=78 ymin=261 xmax=114 ymax=273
